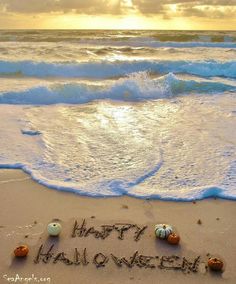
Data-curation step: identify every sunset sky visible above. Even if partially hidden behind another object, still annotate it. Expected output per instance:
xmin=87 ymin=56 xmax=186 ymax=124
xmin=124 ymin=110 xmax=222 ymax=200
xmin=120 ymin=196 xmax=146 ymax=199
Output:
xmin=0 ymin=0 xmax=235 ymax=30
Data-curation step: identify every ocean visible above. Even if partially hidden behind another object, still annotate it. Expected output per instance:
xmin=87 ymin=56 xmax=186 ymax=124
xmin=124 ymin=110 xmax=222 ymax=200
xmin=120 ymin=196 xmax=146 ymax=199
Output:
xmin=0 ymin=30 xmax=235 ymax=200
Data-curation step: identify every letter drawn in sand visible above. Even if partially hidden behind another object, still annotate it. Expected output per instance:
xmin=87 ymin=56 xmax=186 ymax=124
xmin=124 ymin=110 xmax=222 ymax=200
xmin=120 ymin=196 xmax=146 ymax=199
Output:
xmin=137 ymin=254 xmax=156 ymax=268
xmin=158 ymin=256 xmax=182 ymax=271
xmin=74 ymin=248 xmax=89 ymax=265
xmin=72 ymin=219 xmax=87 ymax=237
xmin=34 ymin=244 xmax=54 ymax=264
xmin=93 ymin=253 xmax=109 ymax=268
xmin=114 ymin=223 xmax=135 ymax=240
xmin=181 ymin=256 xmax=201 ymax=273
xmin=100 ymin=225 xmax=114 ymax=239
xmin=134 ymin=225 xmax=148 ymax=241
xmin=53 ymin=252 xmax=73 ymax=265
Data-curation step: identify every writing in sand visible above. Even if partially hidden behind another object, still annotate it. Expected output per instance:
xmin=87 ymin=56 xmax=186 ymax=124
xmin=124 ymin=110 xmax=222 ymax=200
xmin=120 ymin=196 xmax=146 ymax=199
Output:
xmin=32 ymin=219 xmax=210 ymax=274
xmin=34 ymin=245 xmax=204 ymax=274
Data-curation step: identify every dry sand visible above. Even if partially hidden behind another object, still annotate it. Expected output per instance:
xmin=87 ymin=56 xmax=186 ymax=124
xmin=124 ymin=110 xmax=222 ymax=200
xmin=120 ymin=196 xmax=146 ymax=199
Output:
xmin=0 ymin=169 xmax=235 ymax=284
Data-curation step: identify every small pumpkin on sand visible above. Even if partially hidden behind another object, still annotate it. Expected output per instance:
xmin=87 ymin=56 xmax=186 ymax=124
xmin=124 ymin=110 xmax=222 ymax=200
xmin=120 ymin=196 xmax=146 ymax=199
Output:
xmin=14 ymin=245 xmax=29 ymax=257
xmin=167 ymin=233 xmax=180 ymax=245
xmin=208 ymin=257 xmax=224 ymax=271
xmin=155 ymin=224 xmax=173 ymax=239
xmin=47 ymin=222 xmax=62 ymax=236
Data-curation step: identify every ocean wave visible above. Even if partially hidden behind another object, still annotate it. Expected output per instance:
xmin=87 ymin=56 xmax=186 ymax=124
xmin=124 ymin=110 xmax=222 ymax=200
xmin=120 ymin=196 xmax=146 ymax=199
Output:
xmin=2 ymin=38 xmax=236 ymax=48
xmin=0 ymin=73 xmax=235 ymax=105
xmin=64 ymin=39 xmax=236 ymax=48
xmin=1 ymin=30 xmax=236 ymax=46
xmin=0 ymin=60 xmax=236 ymax=79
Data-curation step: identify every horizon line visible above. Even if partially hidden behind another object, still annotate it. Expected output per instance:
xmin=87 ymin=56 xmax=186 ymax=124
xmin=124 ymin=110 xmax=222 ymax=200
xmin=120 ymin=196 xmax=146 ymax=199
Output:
xmin=0 ymin=28 xmax=235 ymax=31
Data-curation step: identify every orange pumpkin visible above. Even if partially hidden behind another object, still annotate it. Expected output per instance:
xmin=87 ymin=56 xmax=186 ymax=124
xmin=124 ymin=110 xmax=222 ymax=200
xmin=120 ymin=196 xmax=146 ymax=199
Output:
xmin=14 ymin=245 xmax=29 ymax=257
xmin=167 ymin=233 xmax=180 ymax=245
xmin=208 ymin=257 xmax=224 ymax=271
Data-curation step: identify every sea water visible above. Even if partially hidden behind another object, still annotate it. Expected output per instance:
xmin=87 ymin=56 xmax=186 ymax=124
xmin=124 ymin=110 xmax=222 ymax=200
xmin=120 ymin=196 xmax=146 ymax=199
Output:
xmin=0 ymin=30 xmax=235 ymax=200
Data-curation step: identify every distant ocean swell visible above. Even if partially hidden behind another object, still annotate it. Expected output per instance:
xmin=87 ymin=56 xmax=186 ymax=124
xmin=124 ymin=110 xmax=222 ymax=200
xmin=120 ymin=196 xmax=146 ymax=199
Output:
xmin=0 ymin=30 xmax=236 ymax=47
xmin=50 ymin=40 xmax=236 ymax=48
xmin=0 ymin=60 xmax=236 ymax=78
xmin=73 ymin=40 xmax=236 ymax=49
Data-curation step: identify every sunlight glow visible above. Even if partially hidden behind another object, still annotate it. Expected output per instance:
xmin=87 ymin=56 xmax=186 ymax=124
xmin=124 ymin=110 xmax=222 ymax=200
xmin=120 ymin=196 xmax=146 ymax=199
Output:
xmin=0 ymin=2 xmax=235 ymax=30
xmin=122 ymin=0 xmax=133 ymax=8
xmin=169 ymin=4 xmax=177 ymax=13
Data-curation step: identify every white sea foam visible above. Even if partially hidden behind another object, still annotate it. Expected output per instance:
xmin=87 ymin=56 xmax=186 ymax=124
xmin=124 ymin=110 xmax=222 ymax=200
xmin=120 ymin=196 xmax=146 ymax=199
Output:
xmin=0 ymin=94 xmax=235 ymax=200
xmin=0 ymin=30 xmax=235 ymax=200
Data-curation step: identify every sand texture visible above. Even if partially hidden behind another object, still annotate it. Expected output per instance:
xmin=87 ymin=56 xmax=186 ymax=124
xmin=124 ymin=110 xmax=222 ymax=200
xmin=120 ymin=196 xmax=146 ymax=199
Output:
xmin=0 ymin=169 xmax=236 ymax=284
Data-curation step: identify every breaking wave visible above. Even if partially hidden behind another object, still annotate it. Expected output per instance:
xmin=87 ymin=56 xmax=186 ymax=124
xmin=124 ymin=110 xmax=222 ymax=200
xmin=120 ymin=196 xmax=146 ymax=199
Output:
xmin=0 ymin=72 xmax=235 ymax=105
xmin=0 ymin=60 xmax=236 ymax=79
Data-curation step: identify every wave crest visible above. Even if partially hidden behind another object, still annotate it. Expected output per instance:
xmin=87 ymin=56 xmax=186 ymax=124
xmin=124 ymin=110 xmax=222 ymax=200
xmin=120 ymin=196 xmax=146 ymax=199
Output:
xmin=0 ymin=72 xmax=235 ymax=105
xmin=0 ymin=59 xmax=236 ymax=79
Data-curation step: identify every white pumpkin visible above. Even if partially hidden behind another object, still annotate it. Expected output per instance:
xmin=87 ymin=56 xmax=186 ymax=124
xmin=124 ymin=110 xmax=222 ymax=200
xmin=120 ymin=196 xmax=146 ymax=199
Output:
xmin=47 ymin=222 xmax=62 ymax=236
xmin=155 ymin=224 xmax=173 ymax=239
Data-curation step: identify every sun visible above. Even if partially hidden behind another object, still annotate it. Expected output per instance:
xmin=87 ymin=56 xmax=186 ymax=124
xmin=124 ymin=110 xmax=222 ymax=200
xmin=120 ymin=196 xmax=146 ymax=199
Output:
xmin=169 ymin=4 xmax=177 ymax=13
xmin=122 ymin=0 xmax=133 ymax=8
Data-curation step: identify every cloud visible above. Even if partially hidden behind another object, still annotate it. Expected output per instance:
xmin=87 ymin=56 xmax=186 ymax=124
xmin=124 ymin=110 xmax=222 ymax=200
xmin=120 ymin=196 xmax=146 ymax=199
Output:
xmin=132 ymin=0 xmax=236 ymax=18
xmin=0 ymin=0 xmax=122 ymax=14
xmin=0 ymin=0 xmax=235 ymax=19
xmin=176 ymin=1 xmax=236 ymax=18
xmin=179 ymin=5 xmax=236 ymax=18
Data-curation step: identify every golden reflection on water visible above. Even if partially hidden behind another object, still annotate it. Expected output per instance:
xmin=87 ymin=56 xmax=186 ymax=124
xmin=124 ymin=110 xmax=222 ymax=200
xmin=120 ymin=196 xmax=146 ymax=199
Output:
xmin=23 ymin=96 xmax=236 ymax=197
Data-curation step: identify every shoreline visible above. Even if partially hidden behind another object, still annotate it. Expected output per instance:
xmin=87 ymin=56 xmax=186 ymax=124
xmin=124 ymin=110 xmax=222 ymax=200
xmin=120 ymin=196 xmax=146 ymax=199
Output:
xmin=1 ymin=164 xmax=234 ymax=201
xmin=0 ymin=169 xmax=236 ymax=283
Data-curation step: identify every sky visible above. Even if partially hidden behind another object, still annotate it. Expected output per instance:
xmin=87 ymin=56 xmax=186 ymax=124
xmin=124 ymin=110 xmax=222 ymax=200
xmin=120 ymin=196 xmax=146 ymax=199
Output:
xmin=0 ymin=0 xmax=235 ymax=30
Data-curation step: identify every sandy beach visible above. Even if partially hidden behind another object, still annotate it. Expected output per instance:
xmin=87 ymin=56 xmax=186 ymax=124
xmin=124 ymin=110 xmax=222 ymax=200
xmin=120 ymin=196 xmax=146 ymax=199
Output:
xmin=0 ymin=169 xmax=235 ymax=284
xmin=0 ymin=4 xmax=236 ymax=283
